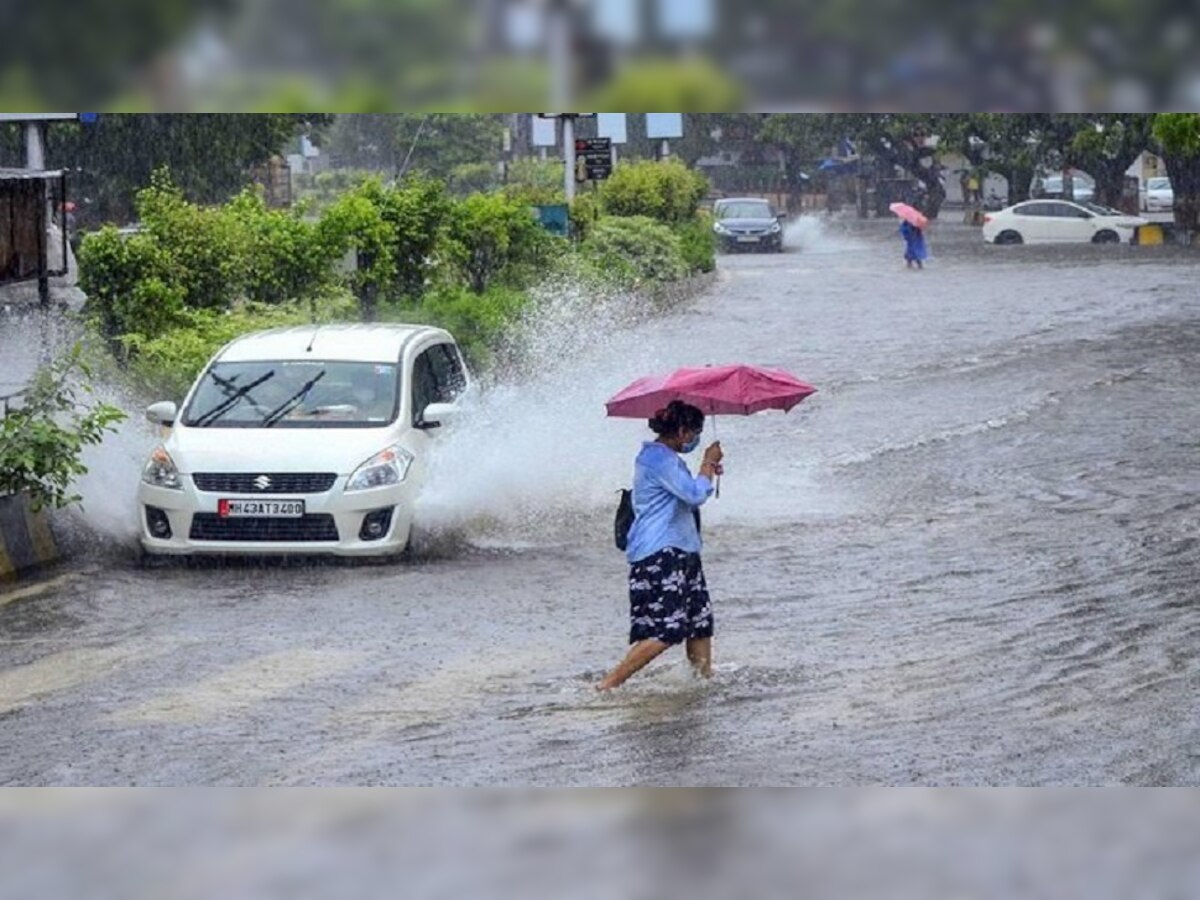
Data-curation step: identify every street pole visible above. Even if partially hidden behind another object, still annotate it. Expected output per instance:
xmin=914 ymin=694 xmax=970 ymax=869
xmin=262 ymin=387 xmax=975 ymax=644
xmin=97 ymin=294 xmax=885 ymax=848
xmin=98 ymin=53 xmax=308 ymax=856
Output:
xmin=563 ymin=115 xmax=576 ymax=202
xmin=24 ymin=122 xmax=50 ymax=306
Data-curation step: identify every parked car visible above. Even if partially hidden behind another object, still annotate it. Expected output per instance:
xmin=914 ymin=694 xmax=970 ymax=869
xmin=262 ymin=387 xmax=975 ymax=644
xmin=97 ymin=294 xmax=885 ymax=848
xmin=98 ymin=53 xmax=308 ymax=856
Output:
xmin=137 ymin=324 xmax=470 ymax=559
xmin=1034 ymin=173 xmax=1095 ymax=203
xmin=712 ymin=197 xmax=785 ymax=252
xmin=1143 ymin=176 xmax=1174 ymax=212
xmin=982 ymin=200 xmax=1148 ymax=245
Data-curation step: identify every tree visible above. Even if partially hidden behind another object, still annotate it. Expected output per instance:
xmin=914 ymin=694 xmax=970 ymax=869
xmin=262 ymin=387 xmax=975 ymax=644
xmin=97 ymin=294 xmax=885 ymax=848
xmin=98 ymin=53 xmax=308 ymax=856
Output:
xmin=1153 ymin=114 xmax=1200 ymax=235
xmin=393 ymin=114 xmax=505 ymax=180
xmin=0 ymin=114 xmax=330 ymax=226
xmin=1062 ymin=114 xmax=1155 ymax=208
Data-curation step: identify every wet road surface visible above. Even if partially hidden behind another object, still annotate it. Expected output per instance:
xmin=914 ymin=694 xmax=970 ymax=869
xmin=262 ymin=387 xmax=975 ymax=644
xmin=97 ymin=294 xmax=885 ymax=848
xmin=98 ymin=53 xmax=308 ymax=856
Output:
xmin=2 ymin=217 xmax=1199 ymax=785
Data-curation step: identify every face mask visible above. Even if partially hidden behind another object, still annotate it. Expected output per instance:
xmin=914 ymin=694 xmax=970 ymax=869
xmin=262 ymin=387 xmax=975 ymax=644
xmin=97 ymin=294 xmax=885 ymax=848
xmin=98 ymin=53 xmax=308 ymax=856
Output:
xmin=680 ymin=436 xmax=700 ymax=453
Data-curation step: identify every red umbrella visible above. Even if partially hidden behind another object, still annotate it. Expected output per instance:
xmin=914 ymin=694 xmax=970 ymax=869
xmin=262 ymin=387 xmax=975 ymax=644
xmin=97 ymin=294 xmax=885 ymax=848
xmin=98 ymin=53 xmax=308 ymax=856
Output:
xmin=606 ymin=364 xmax=816 ymax=497
xmin=606 ymin=364 xmax=816 ymax=419
xmin=889 ymin=201 xmax=929 ymax=229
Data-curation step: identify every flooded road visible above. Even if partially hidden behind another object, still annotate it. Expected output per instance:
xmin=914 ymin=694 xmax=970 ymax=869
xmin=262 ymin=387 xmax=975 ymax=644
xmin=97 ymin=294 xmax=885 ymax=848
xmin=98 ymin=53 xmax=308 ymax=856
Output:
xmin=2 ymin=218 xmax=1199 ymax=785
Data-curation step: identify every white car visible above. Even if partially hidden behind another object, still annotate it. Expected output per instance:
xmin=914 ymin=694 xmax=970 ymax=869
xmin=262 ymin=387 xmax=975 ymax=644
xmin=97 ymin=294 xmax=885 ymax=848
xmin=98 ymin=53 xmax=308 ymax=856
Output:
xmin=982 ymin=200 xmax=1148 ymax=246
xmin=1143 ymin=177 xmax=1173 ymax=212
xmin=137 ymin=324 xmax=470 ymax=559
xmin=1035 ymin=174 xmax=1095 ymax=203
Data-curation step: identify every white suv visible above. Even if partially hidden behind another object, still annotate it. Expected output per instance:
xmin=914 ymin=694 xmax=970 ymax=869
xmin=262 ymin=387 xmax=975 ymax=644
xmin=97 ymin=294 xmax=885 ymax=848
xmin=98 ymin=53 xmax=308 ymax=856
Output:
xmin=137 ymin=323 xmax=470 ymax=558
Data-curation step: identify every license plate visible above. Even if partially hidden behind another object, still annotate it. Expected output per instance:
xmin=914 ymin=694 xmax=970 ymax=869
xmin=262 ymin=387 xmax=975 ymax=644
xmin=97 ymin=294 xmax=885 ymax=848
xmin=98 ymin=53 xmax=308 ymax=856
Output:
xmin=218 ymin=499 xmax=305 ymax=518
xmin=736 ymin=235 xmax=761 ymax=243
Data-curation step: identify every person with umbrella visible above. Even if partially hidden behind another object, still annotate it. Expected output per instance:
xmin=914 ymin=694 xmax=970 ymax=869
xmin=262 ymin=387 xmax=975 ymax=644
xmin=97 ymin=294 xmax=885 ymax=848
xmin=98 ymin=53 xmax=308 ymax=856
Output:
xmin=891 ymin=201 xmax=929 ymax=270
xmin=597 ymin=401 xmax=724 ymax=690
xmin=600 ymin=365 xmax=817 ymax=691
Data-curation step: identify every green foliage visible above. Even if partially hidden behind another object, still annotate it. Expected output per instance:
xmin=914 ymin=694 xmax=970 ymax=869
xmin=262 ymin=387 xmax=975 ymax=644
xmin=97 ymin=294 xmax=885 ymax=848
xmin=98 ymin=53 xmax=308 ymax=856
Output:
xmin=0 ymin=344 xmax=126 ymax=511
xmin=586 ymin=59 xmax=743 ymax=112
xmin=388 ymin=283 xmax=529 ymax=371
xmin=136 ymin=171 xmax=250 ymax=310
xmin=448 ymin=162 xmax=500 ymax=196
xmin=581 ymin=216 xmax=688 ymax=287
xmin=503 ymin=158 xmax=566 ymax=206
xmin=122 ymin=291 xmax=358 ymax=399
xmin=675 ymin=213 xmax=717 ymax=274
xmin=569 ymin=192 xmax=603 ymax=241
xmin=444 ymin=192 xmax=552 ymax=293
xmin=599 ymin=159 xmax=709 ymax=225
xmin=1154 ymin=114 xmax=1200 ymax=156
xmin=78 ymin=226 xmax=184 ymax=339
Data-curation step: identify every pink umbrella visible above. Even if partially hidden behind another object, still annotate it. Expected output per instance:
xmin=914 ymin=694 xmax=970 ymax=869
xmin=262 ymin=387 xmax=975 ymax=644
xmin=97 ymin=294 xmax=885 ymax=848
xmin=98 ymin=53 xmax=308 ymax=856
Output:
xmin=606 ymin=365 xmax=816 ymax=496
xmin=606 ymin=364 xmax=816 ymax=419
xmin=889 ymin=201 xmax=929 ymax=229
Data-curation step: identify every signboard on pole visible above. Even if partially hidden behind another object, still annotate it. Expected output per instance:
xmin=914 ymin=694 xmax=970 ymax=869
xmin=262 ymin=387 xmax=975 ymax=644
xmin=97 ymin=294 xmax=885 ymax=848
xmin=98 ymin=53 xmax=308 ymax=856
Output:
xmin=531 ymin=115 xmax=558 ymax=147
xmin=596 ymin=113 xmax=628 ymax=144
xmin=645 ymin=113 xmax=684 ymax=139
xmin=574 ymin=137 xmax=613 ymax=181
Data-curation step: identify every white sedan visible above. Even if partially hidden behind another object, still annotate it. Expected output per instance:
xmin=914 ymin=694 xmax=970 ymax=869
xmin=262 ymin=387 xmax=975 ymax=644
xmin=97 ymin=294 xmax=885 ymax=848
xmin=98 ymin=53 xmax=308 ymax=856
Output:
xmin=1143 ymin=177 xmax=1173 ymax=213
xmin=982 ymin=200 xmax=1148 ymax=246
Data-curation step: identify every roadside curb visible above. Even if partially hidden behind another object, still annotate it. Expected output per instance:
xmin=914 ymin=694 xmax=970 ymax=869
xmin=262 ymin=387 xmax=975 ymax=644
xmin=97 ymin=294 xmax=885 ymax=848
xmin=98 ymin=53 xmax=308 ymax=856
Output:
xmin=0 ymin=493 xmax=59 ymax=580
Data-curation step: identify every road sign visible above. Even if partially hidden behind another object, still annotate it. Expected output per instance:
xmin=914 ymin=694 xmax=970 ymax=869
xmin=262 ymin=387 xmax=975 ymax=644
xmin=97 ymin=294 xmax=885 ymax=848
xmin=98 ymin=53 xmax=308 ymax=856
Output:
xmin=573 ymin=137 xmax=612 ymax=181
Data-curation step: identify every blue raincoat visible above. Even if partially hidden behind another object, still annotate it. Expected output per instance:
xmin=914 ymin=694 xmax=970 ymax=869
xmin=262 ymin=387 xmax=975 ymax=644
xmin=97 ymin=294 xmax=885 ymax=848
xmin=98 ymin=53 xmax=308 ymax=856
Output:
xmin=900 ymin=220 xmax=928 ymax=262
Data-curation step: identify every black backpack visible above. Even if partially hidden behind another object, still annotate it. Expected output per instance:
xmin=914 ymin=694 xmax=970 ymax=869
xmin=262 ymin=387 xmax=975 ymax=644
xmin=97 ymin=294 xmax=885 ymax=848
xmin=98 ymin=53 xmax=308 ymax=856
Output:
xmin=614 ymin=489 xmax=700 ymax=551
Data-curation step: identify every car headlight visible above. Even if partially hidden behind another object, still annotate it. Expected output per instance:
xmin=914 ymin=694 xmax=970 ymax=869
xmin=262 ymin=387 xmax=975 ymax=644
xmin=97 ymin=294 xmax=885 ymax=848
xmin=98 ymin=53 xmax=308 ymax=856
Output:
xmin=713 ymin=222 xmax=730 ymax=235
xmin=142 ymin=445 xmax=182 ymax=489
xmin=770 ymin=221 xmax=782 ymax=233
xmin=346 ymin=444 xmax=414 ymax=492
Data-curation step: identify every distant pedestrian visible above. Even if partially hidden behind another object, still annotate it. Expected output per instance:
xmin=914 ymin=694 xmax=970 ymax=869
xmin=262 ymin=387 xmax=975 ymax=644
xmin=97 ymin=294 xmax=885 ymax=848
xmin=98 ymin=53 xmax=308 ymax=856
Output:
xmin=598 ymin=400 xmax=723 ymax=691
xmin=900 ymin=220 xmax=928 ymax=270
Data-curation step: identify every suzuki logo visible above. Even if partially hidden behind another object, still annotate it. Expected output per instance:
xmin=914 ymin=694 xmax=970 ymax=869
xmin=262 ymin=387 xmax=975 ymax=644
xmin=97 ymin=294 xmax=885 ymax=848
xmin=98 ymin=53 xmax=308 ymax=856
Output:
xmin=253 ymin=475 xmax=272 ymax=491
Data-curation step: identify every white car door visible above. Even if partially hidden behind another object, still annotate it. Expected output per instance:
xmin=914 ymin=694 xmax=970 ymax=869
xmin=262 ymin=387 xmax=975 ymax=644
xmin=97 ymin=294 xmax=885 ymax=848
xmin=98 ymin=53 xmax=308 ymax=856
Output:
xmin=1014 ymin=201 xmax=1054 ymax=243
xmin=1044 ymin=202 xmax=1093 ymax=242
xmin=405 ymin=341 xmax=469 ymax=487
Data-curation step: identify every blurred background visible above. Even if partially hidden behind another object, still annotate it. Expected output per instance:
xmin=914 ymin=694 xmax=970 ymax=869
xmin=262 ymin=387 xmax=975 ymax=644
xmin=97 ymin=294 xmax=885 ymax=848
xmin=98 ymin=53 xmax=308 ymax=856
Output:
xmin=2 ymin=0 xmax=1200 ymax=111
xmin=3 ymin=789 xmax=1200 ymax=899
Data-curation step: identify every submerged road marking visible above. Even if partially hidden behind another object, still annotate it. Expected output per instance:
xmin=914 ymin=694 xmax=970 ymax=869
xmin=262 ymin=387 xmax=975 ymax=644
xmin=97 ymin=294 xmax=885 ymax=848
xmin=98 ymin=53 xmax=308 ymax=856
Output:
xmin=0 ymin=643 xmax=163 ymax=714
xmin=108 ymin=649 xmax=364 ymax=725
xmin=0 ymin=571 xmax=85 ymax=608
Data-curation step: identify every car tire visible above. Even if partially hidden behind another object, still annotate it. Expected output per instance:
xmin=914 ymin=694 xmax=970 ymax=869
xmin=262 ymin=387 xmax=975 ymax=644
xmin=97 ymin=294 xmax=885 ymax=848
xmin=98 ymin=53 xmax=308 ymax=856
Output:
xmin=1092 ymin=230 xmax=1120 ymax=245
xmin=995 ymin=230 xmax=1023 ymax=245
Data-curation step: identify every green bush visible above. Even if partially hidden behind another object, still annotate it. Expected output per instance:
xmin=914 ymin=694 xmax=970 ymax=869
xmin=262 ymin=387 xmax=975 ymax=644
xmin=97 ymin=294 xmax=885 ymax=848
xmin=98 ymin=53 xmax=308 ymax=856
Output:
xmin=448 ymin=162 xmax=500 ymax=196
xmin=581 ymin=215 xmax=688 ymax=286
xmin=444 ymin=192 xmax=553 ymax=294
xmin=122 ymin=290 xmax=358 ymax=399
xmin=675 ymin=213 xmax=716 ymax=274
xmin=502 ymin=158 xmax=566 ymax=205
xmin=78 ymin=227 xmax=185 ymax=340
xmin=0 ymin=344 xmax=126 ymax=511
xmin=136 ymin=171 xmax=249 ymax=310
xmin=228 ymin=188 xmax=339 ymax=305
xmin=569 ymin=192 xmax=603 ymax=241
xmin=392 ymin=283 xmax=529 ymax=370
xmin=599 ymin=159 xmax=709 ymax=224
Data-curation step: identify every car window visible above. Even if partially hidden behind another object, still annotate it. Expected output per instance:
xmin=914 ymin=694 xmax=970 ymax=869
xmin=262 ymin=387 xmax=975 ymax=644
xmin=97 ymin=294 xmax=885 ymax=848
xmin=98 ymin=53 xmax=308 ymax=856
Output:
xmin=1051 ymin=203 xmax=1090 ymax=219
xmin=717 ymin=201 xmax=772 ymax=219
xmin=429 ymin=343 xmax=467 ymax=401
xmin=411 ymin=351 xmax=440 ymax=426
xmin=182 ymin=360 xmax=400 ymax=428
xmin=1014 ymin=203 xmax=1051 ymax=217
xmin=1148 ymin=178 xmax=1171 ymax=190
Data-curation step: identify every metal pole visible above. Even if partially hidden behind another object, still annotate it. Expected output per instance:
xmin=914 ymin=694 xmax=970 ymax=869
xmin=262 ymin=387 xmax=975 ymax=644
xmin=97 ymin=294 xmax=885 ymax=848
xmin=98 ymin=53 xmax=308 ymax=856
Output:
xmin=563 ymin=115 xmax=576 ymax=202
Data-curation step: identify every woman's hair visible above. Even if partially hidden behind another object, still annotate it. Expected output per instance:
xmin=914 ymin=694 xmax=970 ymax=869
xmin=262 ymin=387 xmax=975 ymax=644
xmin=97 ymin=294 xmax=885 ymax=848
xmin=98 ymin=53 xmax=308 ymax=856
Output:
xmin=648 ymin=400 xmax=704 ymax=436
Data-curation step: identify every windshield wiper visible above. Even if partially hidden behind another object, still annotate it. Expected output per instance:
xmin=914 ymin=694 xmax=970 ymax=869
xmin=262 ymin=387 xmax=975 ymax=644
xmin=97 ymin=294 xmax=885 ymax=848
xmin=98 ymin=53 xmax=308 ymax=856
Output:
xmin=189 ymin=371 xmax=276 ymax=427
xmin=262 ymin=371 xmax=326 ymax=427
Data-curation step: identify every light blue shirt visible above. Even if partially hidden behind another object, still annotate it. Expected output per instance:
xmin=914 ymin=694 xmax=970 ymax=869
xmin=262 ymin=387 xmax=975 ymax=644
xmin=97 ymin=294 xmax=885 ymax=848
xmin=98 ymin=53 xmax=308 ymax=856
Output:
xmin=625 ymin=441 xmax=714 ymax=563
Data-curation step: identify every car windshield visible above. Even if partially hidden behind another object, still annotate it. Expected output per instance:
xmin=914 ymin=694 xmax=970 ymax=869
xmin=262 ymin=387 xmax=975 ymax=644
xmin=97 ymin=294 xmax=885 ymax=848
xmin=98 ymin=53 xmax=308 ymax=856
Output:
xmin=182 ymin=360 xmax=400 ymax=428
xmin=1148 ymin=178 xmax=1171 ymax=190
xmin=717 ymin=201 xmax=772 ymax=219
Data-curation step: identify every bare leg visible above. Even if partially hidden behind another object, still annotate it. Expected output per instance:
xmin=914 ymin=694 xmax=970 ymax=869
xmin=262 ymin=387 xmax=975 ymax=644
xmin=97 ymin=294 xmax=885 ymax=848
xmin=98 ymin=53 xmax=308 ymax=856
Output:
xmin=597 ymin=639 xmax=670 ymax=691
xmin=685 ymin=637 xmax=712 ymax=678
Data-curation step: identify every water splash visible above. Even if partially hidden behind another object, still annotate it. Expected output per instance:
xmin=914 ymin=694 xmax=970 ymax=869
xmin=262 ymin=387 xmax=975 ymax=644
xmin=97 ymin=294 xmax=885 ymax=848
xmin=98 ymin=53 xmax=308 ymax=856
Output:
xmin=782 ymin=213 xmax=867 ymax=254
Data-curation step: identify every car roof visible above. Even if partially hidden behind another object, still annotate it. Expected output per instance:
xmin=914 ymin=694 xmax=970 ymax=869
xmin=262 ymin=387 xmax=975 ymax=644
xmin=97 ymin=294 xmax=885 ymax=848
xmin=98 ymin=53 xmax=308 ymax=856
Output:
xmin=218 ymin=323 xmax=452 ymax=363
xmin=716 ymin=197 xmax=770 ymax=205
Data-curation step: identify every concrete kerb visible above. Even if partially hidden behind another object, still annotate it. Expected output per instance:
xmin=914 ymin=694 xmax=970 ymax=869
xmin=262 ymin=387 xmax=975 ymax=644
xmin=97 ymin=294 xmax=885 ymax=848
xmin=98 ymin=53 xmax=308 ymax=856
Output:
xmin=0 ymin=492 xmax=59 ymax=580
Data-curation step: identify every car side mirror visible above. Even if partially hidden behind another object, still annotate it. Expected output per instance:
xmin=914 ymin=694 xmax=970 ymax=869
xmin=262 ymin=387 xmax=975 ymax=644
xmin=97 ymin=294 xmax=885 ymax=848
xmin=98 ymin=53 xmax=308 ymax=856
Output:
xmin=146 ymin=401 xmax=178 ymax=427
xmin=417 ymin=402 xmax=459 ymax=430
xmin=776 ymin=213 xmax=787 ymax=221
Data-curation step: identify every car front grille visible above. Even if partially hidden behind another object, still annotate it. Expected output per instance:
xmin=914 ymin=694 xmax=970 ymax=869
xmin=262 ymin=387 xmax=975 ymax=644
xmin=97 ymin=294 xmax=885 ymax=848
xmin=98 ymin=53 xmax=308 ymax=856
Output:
xmin=189 ymin=513 xmax=340 ymax=542
xmin=193 ymin=473 xmax=338 ymax=494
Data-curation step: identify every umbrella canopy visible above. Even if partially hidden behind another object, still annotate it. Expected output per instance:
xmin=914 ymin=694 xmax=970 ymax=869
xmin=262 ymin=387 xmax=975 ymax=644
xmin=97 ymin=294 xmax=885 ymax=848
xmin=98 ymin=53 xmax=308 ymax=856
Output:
xmin=889 ymin=201 xmax=929 ymax=229
xmin=606 ymin=364 xmax=816 ymax=419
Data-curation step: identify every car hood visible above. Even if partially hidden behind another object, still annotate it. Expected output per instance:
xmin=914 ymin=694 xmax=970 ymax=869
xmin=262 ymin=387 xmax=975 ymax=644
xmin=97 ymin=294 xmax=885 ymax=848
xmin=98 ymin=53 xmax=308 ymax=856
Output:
xmin=717 ymin=217 xmax=777 ymax=229
xmin=165 ymin=424 xmax=400 ymax=475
